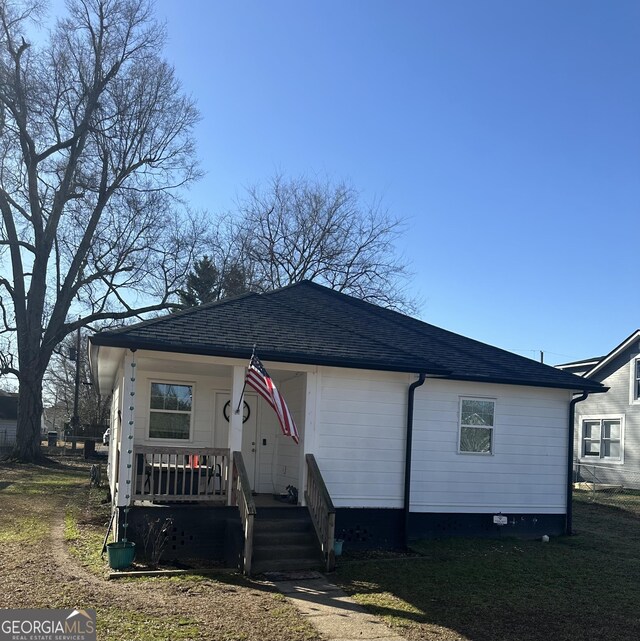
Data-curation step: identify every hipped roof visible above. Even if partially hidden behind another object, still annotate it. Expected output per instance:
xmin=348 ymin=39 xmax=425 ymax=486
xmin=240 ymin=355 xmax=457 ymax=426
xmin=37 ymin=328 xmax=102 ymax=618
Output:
xmin=90 ymin=281 xmax=603 ymax=392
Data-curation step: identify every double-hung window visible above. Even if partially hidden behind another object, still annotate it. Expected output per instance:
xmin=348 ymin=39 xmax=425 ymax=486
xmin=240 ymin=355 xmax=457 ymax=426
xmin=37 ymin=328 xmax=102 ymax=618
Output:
xmin=149 ymin=382 xmax=193 ymax=440
xmin=459 ymin=397 xmax=495 ymax=454
xmin=633 ymin=360 xmax=640 ymax=402
xmin=581 ymin=417 xmax=622 ymax=461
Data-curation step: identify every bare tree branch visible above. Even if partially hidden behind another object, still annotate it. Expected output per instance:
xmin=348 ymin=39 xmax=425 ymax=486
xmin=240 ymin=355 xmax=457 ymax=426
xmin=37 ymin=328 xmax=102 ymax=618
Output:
xmin=0 ymin=0 xmax=201 ymax=460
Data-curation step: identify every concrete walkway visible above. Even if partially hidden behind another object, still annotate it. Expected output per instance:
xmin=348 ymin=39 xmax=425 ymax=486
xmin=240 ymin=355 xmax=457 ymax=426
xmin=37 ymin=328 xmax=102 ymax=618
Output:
xmin=274 ymin=576 xmax=406 ymax=641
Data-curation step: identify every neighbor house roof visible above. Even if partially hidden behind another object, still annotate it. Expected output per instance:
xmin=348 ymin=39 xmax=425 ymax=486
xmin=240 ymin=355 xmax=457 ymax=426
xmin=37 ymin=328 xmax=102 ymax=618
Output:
xmin=557 ymin=329 xmax=640 ymax=380
xmin=90 ymin=281 xmax=604 ymax=392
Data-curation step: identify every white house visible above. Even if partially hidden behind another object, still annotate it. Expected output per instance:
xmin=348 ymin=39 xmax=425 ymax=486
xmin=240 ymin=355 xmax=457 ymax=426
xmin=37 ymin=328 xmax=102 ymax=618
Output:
xmin=90 ymin=281 xmax=603 ymax=573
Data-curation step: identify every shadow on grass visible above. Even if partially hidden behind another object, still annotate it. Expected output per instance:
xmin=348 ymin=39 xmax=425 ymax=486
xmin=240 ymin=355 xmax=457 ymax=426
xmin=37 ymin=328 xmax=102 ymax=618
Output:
xmin=333 ymin=502 xmax=640 ymax=641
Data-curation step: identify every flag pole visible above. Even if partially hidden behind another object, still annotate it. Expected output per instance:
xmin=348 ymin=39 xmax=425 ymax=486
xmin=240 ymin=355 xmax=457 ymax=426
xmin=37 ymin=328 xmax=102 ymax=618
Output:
xmin=235 ymin=344 xmax=256 ymax=414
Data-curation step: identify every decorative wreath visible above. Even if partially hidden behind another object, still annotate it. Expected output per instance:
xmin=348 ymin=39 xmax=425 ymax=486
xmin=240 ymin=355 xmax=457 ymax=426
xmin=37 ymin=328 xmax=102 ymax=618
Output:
xmin=223 ymin=400 xmax=250 ymax=423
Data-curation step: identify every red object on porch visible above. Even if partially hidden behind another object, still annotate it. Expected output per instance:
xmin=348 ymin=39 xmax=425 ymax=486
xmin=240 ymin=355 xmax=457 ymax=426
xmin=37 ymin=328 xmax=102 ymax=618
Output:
xmin=189 ymin=454 xmax=200 ymax=468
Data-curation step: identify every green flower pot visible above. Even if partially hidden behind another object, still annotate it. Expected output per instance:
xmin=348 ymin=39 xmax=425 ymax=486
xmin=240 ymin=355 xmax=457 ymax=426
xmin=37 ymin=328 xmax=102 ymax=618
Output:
xmin=107 ymin=541 xmax=135 ymax=570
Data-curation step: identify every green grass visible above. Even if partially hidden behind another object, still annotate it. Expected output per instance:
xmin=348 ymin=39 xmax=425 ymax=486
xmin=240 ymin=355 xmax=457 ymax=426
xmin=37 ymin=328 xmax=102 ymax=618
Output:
xmin=97 ymin=608 xmax=200 ymax=641
xmin=336 ymin=498 xmax=640 ymax=641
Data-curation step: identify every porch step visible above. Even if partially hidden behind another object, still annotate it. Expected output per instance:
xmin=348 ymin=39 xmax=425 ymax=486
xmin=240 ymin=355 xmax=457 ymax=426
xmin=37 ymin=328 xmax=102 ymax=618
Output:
xmin=251 ymin=507 xmax=324 ymax=574
xmin=251 ymin=556 xmax=322 ymax=574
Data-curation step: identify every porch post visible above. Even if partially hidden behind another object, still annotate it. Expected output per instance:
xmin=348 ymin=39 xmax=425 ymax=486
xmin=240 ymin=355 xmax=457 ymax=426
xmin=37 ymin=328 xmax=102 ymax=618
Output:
xmin=117 ymin=350 xmax=137 ymax=509
xmin=300 ymin=370 xmax=320 ymax=506
xmin=229 ymin=365 xmax=245 ymax=453
xmin=229 ymin=365 xmax=245 ymax=505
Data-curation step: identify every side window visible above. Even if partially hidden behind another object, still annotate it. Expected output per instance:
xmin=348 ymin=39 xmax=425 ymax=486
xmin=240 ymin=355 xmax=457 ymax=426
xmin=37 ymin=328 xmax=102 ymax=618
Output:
xmin=459 ymin=398 xmax=495 ymax=454
xmin=581 ymin=417 xmax=622 ymax=461
xmin=149 ymin=382 xmax=193 ymax=440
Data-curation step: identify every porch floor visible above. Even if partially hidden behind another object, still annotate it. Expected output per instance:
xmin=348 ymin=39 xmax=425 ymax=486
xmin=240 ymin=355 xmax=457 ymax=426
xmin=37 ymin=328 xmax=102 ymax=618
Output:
xmin=253 ymin=493 xmax=300 ymax=508
xmin=133 ymin=493 xmax=301 ymax=508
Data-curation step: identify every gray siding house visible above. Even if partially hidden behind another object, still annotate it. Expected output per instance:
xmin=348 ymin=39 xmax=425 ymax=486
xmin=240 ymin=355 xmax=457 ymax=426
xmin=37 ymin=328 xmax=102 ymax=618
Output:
xmin=557 ymin=331 xmax=640 ymax=489
xmin=0 ymin=391 xmax=18 ymax=449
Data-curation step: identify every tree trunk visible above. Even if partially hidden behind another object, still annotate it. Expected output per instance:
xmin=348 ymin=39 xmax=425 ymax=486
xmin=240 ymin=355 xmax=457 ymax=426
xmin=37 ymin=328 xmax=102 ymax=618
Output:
xmin=14 ymin=371 xmax=44 ymax=461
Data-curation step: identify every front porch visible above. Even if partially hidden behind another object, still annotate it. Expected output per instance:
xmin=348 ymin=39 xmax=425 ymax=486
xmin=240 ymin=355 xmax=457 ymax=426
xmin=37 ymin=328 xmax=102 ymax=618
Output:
xmin=121 ymin=443 xmax=335 ymax=574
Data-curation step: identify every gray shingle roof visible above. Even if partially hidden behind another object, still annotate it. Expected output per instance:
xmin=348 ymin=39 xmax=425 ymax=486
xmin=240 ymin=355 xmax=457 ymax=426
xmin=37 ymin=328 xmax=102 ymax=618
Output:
xmin=90 ymin=281 xmax=603 ymax=392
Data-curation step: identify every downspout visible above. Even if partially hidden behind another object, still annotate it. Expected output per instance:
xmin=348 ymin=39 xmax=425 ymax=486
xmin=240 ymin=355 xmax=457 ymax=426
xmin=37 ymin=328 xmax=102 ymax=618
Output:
xmin=404 ymin=373 xmax=426 ymax=549
xmin=566 ymin=391 xmax=589 ymax=535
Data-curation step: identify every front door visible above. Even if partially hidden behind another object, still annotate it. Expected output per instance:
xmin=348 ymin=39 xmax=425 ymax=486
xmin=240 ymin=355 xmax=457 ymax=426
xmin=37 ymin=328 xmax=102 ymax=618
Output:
xmin=215 ymin=392 xmax=258 ymax=489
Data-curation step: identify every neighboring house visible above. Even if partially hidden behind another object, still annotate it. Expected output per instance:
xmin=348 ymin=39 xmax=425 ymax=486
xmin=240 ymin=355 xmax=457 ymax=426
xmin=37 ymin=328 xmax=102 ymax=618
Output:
xmin=0 ymin=391 xmax=18 ymax=448
xmin=557 ymin=330 xmax=640 ymax=489
xmin=90 ymin=281 xmax=602 ymax=573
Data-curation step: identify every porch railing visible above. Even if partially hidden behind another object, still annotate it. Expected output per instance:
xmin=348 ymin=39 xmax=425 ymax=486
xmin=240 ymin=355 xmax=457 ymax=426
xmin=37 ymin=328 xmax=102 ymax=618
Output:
xmin=305 ymin=453 xmax=336 ymax=572
xmin=132 ymin=446 xmax=230 ymax=503
xmin=232 ymin=451 xmax=256 ymax=575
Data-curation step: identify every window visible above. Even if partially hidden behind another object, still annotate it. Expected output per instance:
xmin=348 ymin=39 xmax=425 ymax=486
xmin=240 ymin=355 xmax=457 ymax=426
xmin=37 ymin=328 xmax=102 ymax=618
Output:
xmin=581 ymin=417 xmax=622 ymax=461
xmin=634 ymin=360 xmax=640 ymax=401
xmin=459 ymin=398 xmax=495 ymax=454
xmin=149 ymin=383 xmax=193 ymax=440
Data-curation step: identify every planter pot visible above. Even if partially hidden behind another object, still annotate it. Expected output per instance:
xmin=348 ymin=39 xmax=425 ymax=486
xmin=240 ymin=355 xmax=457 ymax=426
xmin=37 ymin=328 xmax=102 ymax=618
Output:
xmin=333 ymin=539 xmax=344 ymax=556
xmin=107 ymin=541 xmax=136 ymax=570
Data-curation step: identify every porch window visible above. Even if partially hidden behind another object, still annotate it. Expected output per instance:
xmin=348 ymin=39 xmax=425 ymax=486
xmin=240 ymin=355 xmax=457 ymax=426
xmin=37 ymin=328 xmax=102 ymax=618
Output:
xmin=581 ymin=417 xmax=622 ymax=461
xmin=459 ymin=398 xmax=494 ymax=454
xmin=149 ymin=382 xmax=192 ymax=440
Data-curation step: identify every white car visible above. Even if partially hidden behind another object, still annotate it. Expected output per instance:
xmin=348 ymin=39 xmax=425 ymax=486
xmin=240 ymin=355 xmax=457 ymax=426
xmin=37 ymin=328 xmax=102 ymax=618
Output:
xmin=102 ymin=428 xmax=110 ymax=446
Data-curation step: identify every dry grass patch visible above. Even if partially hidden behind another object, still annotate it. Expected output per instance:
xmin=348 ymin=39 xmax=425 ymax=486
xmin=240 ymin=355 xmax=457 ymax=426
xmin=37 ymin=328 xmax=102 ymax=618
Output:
xmin=0 ymin=459 xmax=319 ymax=641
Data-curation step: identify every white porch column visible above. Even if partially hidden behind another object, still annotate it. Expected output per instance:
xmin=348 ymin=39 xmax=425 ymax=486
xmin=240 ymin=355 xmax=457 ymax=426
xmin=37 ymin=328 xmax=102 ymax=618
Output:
xmin=299 ymin=370 xmax=320 ymax=506
xmin=229 ymin=365 xmax=246 ymax=454
xmin=117 ymin=349 xmax=137 ymax=508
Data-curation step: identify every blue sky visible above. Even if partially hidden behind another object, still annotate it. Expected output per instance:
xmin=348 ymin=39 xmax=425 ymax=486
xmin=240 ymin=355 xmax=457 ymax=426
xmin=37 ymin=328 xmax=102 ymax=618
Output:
xmin=149 ymin=2 xmax=639 ymax=363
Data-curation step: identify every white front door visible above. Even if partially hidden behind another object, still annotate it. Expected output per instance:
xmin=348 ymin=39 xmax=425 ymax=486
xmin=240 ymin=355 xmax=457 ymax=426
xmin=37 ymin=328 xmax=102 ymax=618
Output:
xmin=215 ymin=392 xmax=258 ymax=489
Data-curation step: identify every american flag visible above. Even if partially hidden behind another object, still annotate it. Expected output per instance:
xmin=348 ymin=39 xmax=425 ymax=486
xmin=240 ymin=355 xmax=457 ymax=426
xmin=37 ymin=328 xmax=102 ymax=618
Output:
xmin=245 ymin=355 xmax=299 ymax=444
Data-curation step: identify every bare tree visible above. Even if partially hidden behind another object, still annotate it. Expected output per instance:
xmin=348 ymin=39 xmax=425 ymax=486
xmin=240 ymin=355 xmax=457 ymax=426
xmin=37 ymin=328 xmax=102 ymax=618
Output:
xmin=43 ymin=332 xmax=110 ymax=438
xmin=0 ymin=0 xmax=201 ymax=460
xmin=236 ymin=175 xmax=414 ymax=310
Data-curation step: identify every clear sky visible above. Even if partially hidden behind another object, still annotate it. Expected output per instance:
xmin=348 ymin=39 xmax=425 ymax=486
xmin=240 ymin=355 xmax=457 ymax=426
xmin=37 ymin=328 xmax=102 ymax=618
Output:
xmin=77 ymin=1 xmax=640 ymax=365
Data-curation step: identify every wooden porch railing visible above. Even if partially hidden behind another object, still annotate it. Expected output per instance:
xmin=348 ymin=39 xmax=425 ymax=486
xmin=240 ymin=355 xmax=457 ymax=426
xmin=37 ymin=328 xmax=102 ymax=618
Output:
xmin=132 ymin=446 xmax=230 ymax=503
xmin=232 ymin=451 xmax=256 ymax=575
xmin=305 ymin=453 xmax=336 ymax=571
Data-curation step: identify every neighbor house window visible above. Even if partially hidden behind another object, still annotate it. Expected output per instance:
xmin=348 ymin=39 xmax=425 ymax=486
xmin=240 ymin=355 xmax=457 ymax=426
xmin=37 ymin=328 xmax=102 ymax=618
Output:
xmin=149 ymin=383 xmax=193 ymax=440
xmin=581 ymin=417 xmax=622 ymax=461
xmin=459 ymin=398 xmax=495 ymax=454
xmin=634 ymin=360 xmax=640 ymax=401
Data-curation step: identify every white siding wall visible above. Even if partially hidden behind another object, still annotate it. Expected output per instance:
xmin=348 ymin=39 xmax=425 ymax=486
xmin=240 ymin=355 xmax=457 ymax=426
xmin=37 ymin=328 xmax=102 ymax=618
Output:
xmin=316 ymin=367 xmax=409 ymax=508
xmin=316 ymin=367 xmax=572 ymax=514
xmin=412 ymin=380 xmax=571 ymax=514
xmin=134 ymin=369 xmax=232 ymax=448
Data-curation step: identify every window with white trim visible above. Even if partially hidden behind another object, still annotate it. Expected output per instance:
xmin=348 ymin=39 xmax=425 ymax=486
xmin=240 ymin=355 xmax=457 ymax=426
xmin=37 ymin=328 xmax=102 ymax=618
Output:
xmin=581 ymin=417 xmax=622 ymax=461
xmin=149 ymin=382 xmax=193 ymax=440
xmin=459 ymin=398 xmax=495 ymax=454
xmin=633 ymin=359 xmax=640 ymax=401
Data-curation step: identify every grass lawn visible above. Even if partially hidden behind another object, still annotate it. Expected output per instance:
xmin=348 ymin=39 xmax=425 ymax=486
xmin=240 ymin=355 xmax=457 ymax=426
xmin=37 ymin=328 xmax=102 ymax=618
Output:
xmin=335 ymin=497 xmax=640 ymax=641
xmin=0 ymin=459 xmax=318 ymax=641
